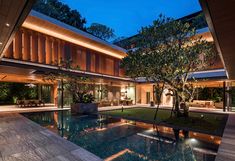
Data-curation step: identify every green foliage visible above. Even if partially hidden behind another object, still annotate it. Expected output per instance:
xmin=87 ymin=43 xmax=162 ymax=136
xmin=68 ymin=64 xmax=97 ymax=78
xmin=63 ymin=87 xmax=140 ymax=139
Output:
xmin=0 ymin=83 xmax=38 ymax=105
xmin=87 ymin=23 xmax=116 ymax=41
xmin=42 ymin=58 xmax=95 ymax=104
xmin=65 ymin=77 xmax=95 ymax=104
xmin=73 ymin=93 xmax=95 ymax=104
xmin=121 ymin=14 xmax=216 ymax=116
xmin=33 ymin=1 xmax=116 ymax=42
xmin=197 ymin=88 xmax=223 ymax=102
xmin=112 ymin=36 xmax=127 ymax=44
xmin=33 ymin=0 xmax=86 ymax=30
xmin=192 ymin=12 xmax=208 ymax=30
xmin=0 ymin=83 xmax=10 ymax=101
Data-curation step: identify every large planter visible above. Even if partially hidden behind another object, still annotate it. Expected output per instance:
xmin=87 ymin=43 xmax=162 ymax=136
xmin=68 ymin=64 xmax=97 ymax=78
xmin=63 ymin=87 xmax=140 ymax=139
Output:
xmin=214 ymin=102 xmax=223 ymax=109
xmin=71 ymin=103 xmax=98 ymax=114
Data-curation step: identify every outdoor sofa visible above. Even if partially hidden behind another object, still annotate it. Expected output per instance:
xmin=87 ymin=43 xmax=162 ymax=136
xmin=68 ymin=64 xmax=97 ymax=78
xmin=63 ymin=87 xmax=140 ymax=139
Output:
xmin=16 ymin=99 xmax=45 ymax=107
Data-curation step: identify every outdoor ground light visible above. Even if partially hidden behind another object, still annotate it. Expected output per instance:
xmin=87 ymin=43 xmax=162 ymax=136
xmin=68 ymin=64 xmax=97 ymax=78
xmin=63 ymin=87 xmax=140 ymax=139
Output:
xmin=5 ymin=23 xmax=10 ymax=27
xmin=201 ymin=114 xmax=204 ymax=119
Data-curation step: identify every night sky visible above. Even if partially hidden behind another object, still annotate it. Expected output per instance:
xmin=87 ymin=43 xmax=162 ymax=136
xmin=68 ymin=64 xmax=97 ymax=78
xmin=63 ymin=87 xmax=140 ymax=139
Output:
xmin=61 ymin=0 xmax=201 ymax=39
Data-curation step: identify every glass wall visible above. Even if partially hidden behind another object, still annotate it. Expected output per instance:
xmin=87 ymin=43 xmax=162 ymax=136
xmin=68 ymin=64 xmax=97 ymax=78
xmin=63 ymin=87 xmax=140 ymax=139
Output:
xmin=58 ymin=82 xmax=136 ymax=107
xmin=41 ymin=85 xmax=52 ymax=103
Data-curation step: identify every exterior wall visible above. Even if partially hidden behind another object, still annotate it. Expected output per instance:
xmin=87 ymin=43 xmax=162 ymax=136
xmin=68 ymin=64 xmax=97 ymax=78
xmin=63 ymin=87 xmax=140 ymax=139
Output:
xmin=136 ymin=84 xmax=154 ymax=104
xmin=4 ymin=27 xmax=122 ymax=77
xmin=136 ymin=84 xmax=173 ymax=106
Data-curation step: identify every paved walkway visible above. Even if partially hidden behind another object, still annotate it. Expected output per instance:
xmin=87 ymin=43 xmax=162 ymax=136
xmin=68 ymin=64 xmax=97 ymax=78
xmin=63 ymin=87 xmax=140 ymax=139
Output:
xmin=98 ymin=104 xmax=140 ymax=111
xmin=0 ymin=103 xmax=230 ymax=115
xmin=0 ymin=104 xmax=70 ymax=113
xmin=0 ymin=113 xmax=102 ymax=161
xmin=215 ymin=114 xmax=235 ymax=161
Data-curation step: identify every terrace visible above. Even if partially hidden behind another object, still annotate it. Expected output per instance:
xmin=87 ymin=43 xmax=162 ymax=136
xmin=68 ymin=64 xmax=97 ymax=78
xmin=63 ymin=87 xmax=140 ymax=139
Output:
xmin=0 ymin=0 xmax=235 ymax=161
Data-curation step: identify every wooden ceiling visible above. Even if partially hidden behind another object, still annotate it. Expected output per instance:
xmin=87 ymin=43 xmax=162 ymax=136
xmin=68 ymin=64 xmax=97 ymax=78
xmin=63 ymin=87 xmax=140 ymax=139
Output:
xmin=0 ymin=64 xmax=134 ymax=86
xmin=0 ymin=65 xmax=48 ymax=84
xmin=200 ymin=0 xmax=235 ymax=79
xmin=0 ymin=0 xmax=35 ymax=58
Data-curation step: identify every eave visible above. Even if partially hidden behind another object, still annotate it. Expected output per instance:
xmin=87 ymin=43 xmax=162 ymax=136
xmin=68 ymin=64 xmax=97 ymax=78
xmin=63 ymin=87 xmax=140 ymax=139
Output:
xmin=22 ymin=10 xmax=127 ymax=59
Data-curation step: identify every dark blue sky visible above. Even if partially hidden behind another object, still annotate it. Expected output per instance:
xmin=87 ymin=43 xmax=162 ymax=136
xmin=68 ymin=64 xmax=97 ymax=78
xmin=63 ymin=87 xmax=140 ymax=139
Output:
xmin=61 ymin=0 xmax=201 ymax=39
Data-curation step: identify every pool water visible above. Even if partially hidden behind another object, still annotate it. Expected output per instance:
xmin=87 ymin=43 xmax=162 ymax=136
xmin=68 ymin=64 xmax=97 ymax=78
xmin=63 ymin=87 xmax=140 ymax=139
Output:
xmin=23 ymin=111 xmax=220 ymax=161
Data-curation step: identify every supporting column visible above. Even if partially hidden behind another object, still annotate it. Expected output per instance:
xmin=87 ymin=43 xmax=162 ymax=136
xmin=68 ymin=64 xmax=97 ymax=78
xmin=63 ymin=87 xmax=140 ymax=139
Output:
xmin=61 ymin=79 xmax=64 ymax=109
xmin=226 ymin=82 xmax=231 ymax=111
xmin=53 ymin=82 xmax=58 ymax=107
xmin=38 ymin=84 xmax=42 ymax=100
xmin=223 ymin=81 xmax=226 ymax=112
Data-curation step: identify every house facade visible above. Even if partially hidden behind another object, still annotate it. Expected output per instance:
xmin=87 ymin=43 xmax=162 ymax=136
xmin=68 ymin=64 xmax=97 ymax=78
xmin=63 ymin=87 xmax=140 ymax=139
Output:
xmin=0 ymin=10 xmax=135 ymax=107
xmin=0 ymin=9 xmax=232 ymax=110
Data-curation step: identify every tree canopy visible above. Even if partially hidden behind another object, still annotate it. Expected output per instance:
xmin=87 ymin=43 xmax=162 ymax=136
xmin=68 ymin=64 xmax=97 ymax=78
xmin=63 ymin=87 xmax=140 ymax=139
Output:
xmin=121 ymin=14 xmax=216 ymax=117
xmin=33 ymin=0 xmax=86 ymax=30
xmin=87 ymin=23 xmax=116 ymax=41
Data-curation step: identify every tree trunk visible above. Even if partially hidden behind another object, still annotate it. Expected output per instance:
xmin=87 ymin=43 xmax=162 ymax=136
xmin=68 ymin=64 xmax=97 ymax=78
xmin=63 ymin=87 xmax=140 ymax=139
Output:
xmin=153 ymin=84 xmax=165 ymax=121
xmin=174 ymin=91 xmax=181 ymax=117
xmin=154 ymin=103 xmax=160 ymax=120
xmin=182 ymin=102 xmax=189 ymax=118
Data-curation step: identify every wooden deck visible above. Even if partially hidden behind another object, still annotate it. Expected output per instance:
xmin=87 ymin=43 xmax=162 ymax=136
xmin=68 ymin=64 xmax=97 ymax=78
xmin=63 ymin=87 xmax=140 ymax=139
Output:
xmin=216 ymin=114 xmax=235 ymax=161
xmin=0 ymin=113 xmax=102 ymax=161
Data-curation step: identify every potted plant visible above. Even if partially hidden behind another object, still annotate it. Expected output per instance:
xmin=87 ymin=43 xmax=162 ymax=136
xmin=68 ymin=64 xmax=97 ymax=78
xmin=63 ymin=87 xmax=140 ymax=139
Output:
xmin=214 ymin=96 xmax=223 ymax=109
xmin=71 ymin=92 xmax=97 ymax=114
xmin=66 ymin=77 xmax=98 ymax=114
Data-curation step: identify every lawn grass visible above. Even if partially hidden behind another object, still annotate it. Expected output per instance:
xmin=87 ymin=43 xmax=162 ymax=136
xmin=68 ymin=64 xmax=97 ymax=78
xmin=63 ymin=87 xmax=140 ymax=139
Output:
xmin=99 ymin=107 xmax=228 ymax=136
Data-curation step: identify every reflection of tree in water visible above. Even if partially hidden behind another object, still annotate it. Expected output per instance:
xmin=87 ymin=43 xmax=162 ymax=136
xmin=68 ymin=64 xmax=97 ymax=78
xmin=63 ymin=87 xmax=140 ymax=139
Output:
xmin=23 ymin=112 xmax=215 ymax=161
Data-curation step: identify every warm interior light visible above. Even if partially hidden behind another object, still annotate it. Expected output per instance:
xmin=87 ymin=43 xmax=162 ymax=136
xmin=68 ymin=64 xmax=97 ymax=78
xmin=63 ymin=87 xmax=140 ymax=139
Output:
xmin=22 ymin=22 xmax=125 ymax=59
xmin=0 ymin=42 xmax=2 ymax=45
xmin=5 ymin=23 xmax=10 ymax=27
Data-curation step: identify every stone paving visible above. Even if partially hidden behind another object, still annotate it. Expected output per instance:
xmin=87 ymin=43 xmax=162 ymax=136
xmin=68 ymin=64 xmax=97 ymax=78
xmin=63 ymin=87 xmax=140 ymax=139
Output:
xmin=0 ymin=113 xmax=102 ymax=161
xmin=0 ymin=104 xmax=70 ymax=113
xmin=215 ymin=114 xmax=235 ymax=161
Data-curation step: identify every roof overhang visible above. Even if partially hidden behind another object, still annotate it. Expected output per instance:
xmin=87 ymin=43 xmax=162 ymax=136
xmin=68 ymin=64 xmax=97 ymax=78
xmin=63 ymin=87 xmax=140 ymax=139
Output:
xmin=199 ymin=0 xmax=235 ymax=79
xmin=135 ymin=69 xmax=227 ymax=83
xmin=22 ymin=10 xmax=127 ymax=59
xmin=0 ymin=0 xmax=35 ymax=58
xmin=0 ymin=58 xmax=133 ymax=82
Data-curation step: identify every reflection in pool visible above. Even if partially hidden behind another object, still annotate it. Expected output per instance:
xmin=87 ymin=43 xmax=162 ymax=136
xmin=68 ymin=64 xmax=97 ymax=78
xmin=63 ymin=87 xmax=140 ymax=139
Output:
xmin=23 ymin=111 xmax=221 ymax=161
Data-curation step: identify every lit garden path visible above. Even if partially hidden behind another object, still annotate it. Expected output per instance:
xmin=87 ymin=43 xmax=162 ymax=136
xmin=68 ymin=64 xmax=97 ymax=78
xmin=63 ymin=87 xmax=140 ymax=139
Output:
xmin=0 ymin=113 xmax=102 ymax=161
xmin=215 ymin=114 xmax=235 ymax=161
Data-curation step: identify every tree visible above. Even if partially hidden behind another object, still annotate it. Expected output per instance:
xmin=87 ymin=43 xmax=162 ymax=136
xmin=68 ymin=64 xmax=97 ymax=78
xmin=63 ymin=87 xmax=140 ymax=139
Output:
xmin=33 ymin=0 xmax=86 ymax=30
xmin=112 ymin=36 xmax=127 ymax=43
xmin=87 ymin=23 xmax=116 ymax=41
xmin=121 ymin=14 xmax=215 ymax=118
xmin=65 ymin=76 xmax=95 ymax=104
xmin=43 ymin=58 xmax=94 ymax=108
xmin=121 ymin=43 xmax=167 ymax=120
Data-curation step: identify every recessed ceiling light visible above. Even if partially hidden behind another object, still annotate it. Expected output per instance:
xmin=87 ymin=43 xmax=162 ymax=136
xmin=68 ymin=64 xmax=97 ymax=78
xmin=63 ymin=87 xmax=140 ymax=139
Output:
xmin=5 ymin=23 xmax=10 ymax=27
xmin=0 ymin=42 xmax=2 ymax=45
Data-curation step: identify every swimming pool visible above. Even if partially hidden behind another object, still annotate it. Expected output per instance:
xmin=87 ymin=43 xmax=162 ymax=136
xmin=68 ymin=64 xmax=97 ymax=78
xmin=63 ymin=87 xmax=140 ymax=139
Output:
xmin=23 ymin=111 xmax=220 ymax=161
